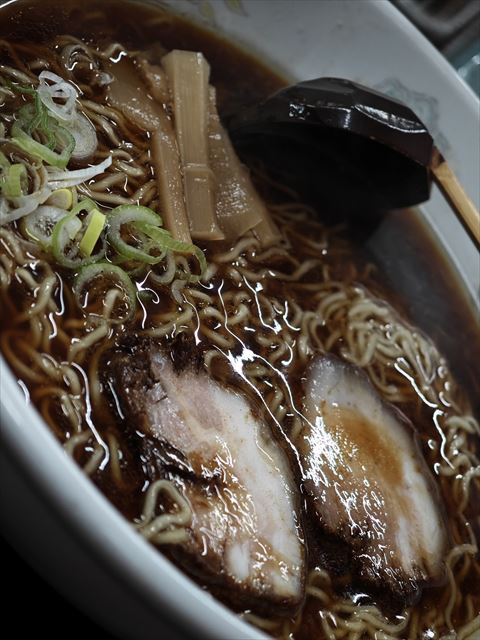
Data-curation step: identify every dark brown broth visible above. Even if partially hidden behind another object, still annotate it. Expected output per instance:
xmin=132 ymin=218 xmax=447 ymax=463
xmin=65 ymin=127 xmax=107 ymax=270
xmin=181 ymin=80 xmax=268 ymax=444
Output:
xmin=0 ymin=0 xmax=285 ymax=117
xmin=1 ymin=0 xmax=477 ymax=398
xmin=1 ymin=0 xmax=479 ymax=635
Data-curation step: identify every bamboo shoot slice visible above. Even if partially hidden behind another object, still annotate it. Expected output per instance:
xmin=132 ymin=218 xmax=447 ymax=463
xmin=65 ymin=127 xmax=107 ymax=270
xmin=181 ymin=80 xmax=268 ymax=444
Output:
xmin=105 ymin=58 xmax=163 ymax=132
xmin=163 ymin=50 xmax=224 ymax=241
xmin=208 ymin=87 xmax=281 ymax=247
xmin=138 ymin=58 xmax=192 ymax=244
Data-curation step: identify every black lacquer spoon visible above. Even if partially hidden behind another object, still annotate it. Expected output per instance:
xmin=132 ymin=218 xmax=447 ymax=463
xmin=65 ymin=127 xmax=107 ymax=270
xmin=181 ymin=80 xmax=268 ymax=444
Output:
xmin=229 ymin=78 xmax=479 ymax=246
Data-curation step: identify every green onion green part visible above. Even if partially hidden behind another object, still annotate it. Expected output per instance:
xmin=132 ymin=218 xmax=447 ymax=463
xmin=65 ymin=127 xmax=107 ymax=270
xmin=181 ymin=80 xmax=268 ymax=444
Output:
xmin=51 ymin=213 xmax=104 ymax=269
xmin=0 ymin=163 xmax=28 ymax=198
xmin=136 ymin=222 xmax=207 ymax=281
xmin=74 ymin=262 xmax=137 ymax=322
xmin=0 ymin=151 xmax=10 ymax=170
xmin=11 ymin=118 xmax=75 ymax=169
xmin=106 ymin=205 xmax=164 ymax=265
xmin=80 ymin=209 xmax=106 ymax=257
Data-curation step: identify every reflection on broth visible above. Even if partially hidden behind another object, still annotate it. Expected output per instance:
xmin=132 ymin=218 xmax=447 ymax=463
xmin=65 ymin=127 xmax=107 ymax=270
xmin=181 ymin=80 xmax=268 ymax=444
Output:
xmin=0 ymin=1 xmax=478 ymax=639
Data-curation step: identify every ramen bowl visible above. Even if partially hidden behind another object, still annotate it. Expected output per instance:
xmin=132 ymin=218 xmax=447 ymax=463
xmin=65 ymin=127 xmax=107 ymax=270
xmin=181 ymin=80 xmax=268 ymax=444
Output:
xmin=0 ymin=1 xmax=478 ymax=639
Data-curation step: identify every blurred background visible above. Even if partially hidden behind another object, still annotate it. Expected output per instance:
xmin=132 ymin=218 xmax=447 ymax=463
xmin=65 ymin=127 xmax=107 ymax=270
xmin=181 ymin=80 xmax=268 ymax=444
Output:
xmin=392 ymin=0 xmax=480 ymax=95
xmin=2 ymin=0 xmax=479 ymax=639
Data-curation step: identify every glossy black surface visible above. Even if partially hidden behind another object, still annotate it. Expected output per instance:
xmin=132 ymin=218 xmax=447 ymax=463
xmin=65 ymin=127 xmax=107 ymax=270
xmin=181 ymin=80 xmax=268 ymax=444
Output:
xmin=230 ymin=77 xmax=435 ymax=215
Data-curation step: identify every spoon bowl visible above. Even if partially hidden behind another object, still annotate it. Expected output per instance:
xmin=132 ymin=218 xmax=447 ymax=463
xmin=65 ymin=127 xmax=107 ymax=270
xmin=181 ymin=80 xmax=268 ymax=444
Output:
xmin=229 ymin=78 xmax=435 ymax=213
xmin=229 ymin=77 xmax=478 ymax=244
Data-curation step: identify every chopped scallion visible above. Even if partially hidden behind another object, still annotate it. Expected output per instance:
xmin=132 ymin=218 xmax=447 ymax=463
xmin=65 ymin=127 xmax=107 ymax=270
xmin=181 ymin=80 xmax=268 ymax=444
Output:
xmin=70 ymin=197 xmax=98 ymax=217
xmin=11 ymin=118 xmax=75 ymax=169
xmin=20 ymin=205 xmax=68 ymax=248
xmin=0 ymin=151 xmax=9 ymax=170
xmin=106 ymin=205 xmax=164 ymax=264
xmin=80 ymin=209 xmax=106 ymax=257
xmin=0 ymin=163 xmax=27 ymax=198
xmin=46 ymin=188 xmax=73 ymax=210
xmin=51 ymin=212 xmax=104 ymax=269
xmin=74 ymin=262 xmax=137 ymax=322
xmin=136 ymin=221 xmax=206 ymax=280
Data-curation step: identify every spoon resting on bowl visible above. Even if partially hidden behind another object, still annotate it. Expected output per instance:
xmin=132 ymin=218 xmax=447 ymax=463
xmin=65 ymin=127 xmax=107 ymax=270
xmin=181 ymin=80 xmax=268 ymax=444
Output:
xmin=228 ymin=78 xmax=479 ymax=247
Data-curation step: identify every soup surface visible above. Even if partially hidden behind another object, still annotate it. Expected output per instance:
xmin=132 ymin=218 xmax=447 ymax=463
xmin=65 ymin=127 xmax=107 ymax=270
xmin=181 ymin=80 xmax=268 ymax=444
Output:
xmin=0 ymin=1 xmax=479 ymax=639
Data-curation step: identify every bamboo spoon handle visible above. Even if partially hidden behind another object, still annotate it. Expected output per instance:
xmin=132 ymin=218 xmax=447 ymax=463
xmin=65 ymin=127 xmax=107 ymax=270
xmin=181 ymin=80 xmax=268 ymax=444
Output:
xmin=431 ymin=152 xmax=480 ymax=248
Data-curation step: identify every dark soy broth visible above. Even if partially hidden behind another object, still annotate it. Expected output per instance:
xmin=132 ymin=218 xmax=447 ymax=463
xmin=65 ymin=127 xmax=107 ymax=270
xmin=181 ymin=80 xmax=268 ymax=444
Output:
xmin=1 ymin=1 xmax=478 ymax=638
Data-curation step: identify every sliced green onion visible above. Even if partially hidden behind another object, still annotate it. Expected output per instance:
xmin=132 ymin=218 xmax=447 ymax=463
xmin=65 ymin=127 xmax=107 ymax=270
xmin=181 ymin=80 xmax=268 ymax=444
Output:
xmin=46 ymin=188 xmax=73 ymax=210
xmin=66 ymin=112 xmax=98 ymax=162
xmin=8 ymin=82 xmax=36 ymax=96
xmin=38 ymin=70 xmax=78 ymax=123
xmin=66 ymin=216 xmax=82 ymax=240
xmin=70 ymin=197 xmax=97 ymax=217
xmin=47 ymin=156 xmax=112 ymax=190
xmin=74 ymin=262 xmax=137 ymax=322
xmin=70 ymin=186 xmax=78 ymax=208
xmin=0 ymin=151 xmax=9 ymax=170
xmin=107 ymin=205 xmax=163 ymax=265
xmin=11 ymin=118 xmax=75 ymax=169
xmin=136 ymin=222 xmax=207 ymax=281
xmin=80 ymin=209 xmax=106 ymax=257
xmin=49 ymin=198 xmax=102 ymax=266
xmin=0 ymin=164 xmax=52 ymax=225
xmin=0 ymin=163 xmax=28 ymax=198
xmin=20 ymin=205 xmax=68 ymax=248
xmin=18 ymin=98 xmax=56 ymax=149
xmin=51 ymin=213 xmax=104 ymax=269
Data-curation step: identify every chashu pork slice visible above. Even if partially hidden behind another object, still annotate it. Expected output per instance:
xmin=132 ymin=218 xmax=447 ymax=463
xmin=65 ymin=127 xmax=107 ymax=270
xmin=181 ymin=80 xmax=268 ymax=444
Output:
xmin=108 ymin=341 xmax=305 ymax=614
xmin=299 ymin=354 xmax=448 ymax=599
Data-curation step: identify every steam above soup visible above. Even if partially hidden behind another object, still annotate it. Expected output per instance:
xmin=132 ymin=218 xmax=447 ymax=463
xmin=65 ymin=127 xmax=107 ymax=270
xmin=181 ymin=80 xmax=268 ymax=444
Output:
xmin=0 ymin=1 xmax=478 ymax=639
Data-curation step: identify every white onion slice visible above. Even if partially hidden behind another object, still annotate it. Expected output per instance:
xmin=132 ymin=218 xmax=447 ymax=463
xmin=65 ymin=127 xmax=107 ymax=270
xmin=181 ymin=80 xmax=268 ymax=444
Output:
xmin=0 ymin=164 xmax=56 ymax=225
xmin=21 ymin=205 xmax=67 ymax=247
xmin=66 ymin=112 xmax=98 ymax=163
xmin=47 ymin=155 xmax=112 ymax=189
xmin=38 ymin=70 xmax=78 ymax=122
xmin=0 ymin=185 xmax=52 ymax=225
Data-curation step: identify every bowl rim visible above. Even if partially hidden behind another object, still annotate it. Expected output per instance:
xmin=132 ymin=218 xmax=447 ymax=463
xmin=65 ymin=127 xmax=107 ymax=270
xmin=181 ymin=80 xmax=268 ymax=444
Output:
xmin=1 ymin=1 xmax=479 ymax=639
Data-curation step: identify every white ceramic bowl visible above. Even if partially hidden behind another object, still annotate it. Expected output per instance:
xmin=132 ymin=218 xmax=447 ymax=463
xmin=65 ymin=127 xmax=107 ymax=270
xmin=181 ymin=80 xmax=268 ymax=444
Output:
xmin=1 ymin=2 xmax=478 ymax=639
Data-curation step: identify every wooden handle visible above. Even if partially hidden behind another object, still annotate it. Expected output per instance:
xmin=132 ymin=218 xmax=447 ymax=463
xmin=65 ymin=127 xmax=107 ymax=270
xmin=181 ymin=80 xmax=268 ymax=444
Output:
xmin=431 ymin=154 xmax=480 ymax=248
